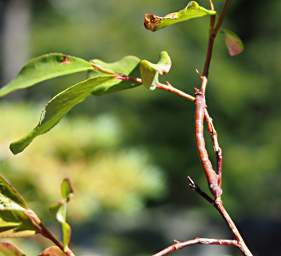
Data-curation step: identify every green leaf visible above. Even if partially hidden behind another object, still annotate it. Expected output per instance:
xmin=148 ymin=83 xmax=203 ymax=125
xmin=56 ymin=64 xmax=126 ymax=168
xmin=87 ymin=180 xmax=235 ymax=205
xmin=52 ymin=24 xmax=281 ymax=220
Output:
xmin=0 ymin=242 xmax=26 ymax=256
xmin=9 ymin=76 xmax=113 ymax=154
xmin=144 ymin=1 xmax=216 ymax=31
xmin=0 ymin=176 xmax=27 ymax=211
xmin=223 ymin=29 xmax=244 ymax=56
xmin=0 ymin=211 xmax=37 ymax=238
xmin=0 ymin=176 xmax=36 ymax=238
xmin=61 ymin=222 xmax=71 ymax=250
xmin=10 ymin=56 xmax=141 ymax=155
xmin=91 ymin=55 xmax=140 ymax=75
xmin=39 ymin=246 xmax=66 ymax=256
xmin=140 ymin=51 xmax=172 ymax=90
xmin=56 ymin=204 xmax=71 ymax=249
xmin=0 ymin=53 xmax=93 ymax=97
xmin=61 ymin=178 xmax=74 ymax=201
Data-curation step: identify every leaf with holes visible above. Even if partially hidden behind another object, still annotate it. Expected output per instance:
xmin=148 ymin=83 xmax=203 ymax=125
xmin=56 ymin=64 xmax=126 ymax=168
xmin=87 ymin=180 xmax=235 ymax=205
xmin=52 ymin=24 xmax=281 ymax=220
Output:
xmin=140 ymin=51 xmax=172 ymax=90
xmin=144 ymin=1 xmax=216 ymax=31
xmin=223 ymin=29 xmax=244 ymax=56
xmin=0 ymin=53 xmax=93 ymax=97
xmin=9 ymin=56 xmax=140 ymax=155
xmin=0 ymin=176 xmax=27 ymax=211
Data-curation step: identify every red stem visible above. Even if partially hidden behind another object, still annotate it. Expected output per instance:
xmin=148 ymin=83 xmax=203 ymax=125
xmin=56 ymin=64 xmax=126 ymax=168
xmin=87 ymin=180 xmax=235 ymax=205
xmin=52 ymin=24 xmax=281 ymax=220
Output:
xmin=214 ymin=199 xmax=253 ymax=256
xmin=194 ymin=77 xmax=222 ymax=198
xmin=204 ymin=109 xmax=223 ymax=186
xmin=24 ymin=209 xmax=75 ymax=256
xmin=152 ymin=238 xmax=239 ymax=256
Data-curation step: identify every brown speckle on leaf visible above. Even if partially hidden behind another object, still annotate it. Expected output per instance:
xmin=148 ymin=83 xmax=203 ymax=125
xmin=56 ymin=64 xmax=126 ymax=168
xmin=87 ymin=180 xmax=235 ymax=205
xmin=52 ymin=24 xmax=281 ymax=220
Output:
xmin=61 ymin=55 xmax=71 ymax=64
xmin=144 ymin=13 xmax=162 ymax=32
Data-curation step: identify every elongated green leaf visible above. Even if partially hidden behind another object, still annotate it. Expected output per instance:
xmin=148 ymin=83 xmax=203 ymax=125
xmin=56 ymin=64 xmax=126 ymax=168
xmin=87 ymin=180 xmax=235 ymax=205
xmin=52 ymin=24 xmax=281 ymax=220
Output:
xmin=56 ymin=179 xmax=73 ymax=250
xmin=144 ymin=1 xmax=216 ymax=31
xmin=0 ymin=211 xmax=37 ymax=238
xmin=140 ymin=51 xmax=172 ymax=90
xmin=10 ymin=76 xmax=114 ymax=154
xmin=0 ymin=176 xmax=27 ymax=210
xmin=0 ymin=53 xmax=93 ymax=97
xmin=0 ymin=176 xmax=36 ymax=238
xmin=39 ymin=247 xmax=66 ymax=256
xmin=91 ymin=55 xmax=140 ymax=75
xmin=56 ymin=203 xmax=71 ymax=250
xmin=223 ymin=29 xmax=244 ymax=56
xmin=61 ymin=179 xmax=74 ymax=201
xmin=0 ymin=242 xmax=26 ymax=256
xmin=10 ymin=56 xmax=141 ymax=155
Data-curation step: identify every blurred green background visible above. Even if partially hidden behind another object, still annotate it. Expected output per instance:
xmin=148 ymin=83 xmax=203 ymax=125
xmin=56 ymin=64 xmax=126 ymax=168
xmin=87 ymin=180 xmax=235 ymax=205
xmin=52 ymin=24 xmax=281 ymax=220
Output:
xmin=0 ymin=0 xmax=280 ymax=255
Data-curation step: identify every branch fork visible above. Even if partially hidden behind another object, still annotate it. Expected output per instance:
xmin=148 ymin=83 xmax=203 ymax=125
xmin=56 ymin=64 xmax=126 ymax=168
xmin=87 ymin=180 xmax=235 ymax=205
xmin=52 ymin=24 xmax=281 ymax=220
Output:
xmin=152 ymin=0 xmax=254 ymax=255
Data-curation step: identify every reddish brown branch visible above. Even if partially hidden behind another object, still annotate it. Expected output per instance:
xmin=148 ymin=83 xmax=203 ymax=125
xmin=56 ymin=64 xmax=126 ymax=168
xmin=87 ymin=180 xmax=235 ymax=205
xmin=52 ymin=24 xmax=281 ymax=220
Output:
xmin=214 ymin=0 xmax=232 ymax=35
xmin=204 ymin=109 xmax=223 ymax=186
xmin=25 ymin=209 xmax=75 ymax=256
xmin=155 ymin=82 xmax=195 ymax=102
xmin=194 ymin=77 xmax=222 ymax=198
xmin=186 ymin=179 xmax=253 ymax=256
xmin=154 ymin=82 xmax=223 ymax=185
xmin=152 ymin=237 xmax=239 ymax=256
xmin=147 ymin=1 xmax=253 ymax=255
xmin=214 ymin=199 xmax=253 ymax=256
xmin=203 ymin=0 xmax=232 ymax=77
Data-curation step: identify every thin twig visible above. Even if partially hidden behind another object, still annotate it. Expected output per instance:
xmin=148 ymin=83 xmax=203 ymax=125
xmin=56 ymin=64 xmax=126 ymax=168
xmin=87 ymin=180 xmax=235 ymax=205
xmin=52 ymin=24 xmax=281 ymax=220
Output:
xmin=214 ymin=0 xmax=232 ymax=35
xmin=214 ymin=199 xmax=254 ymax=256
xmin=117 ymin=74 xmax=196 ymax=102
xmin=155 ymin=82 xmax=195 ymax=102
xmin=117 ymin=74 xmax=143 ymax=84
xmin=150 ymin=79 xmax=223 ymax=186
xmin=38 ymin=223 xmax=75 ymax=256
xmin=187 ymin=176 xmax=214 ymax=205
xmin=203 ymin=0 xmax=231 ymax=77
xmin=186 ymin=179 xmax=253 ymax=256
xmin=204 ymin=109 xmax=223 ymax=186
xmin=24 ymin=209 xmax=75 ymax=256
xmin=152 ymin=237 xmax=239 ymax=256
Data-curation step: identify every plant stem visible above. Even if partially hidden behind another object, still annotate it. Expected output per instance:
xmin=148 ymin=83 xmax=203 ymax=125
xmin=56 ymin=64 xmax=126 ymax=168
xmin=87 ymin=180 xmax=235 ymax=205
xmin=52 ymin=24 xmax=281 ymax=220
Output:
xmin=203 ymin=0 xmax=232 ymax=77
xmin=38 ymin=222 xmax=75 ymax=256
xmin=194 ymin=76 xmax=222 ymax=198
xmin=24 ymin=209 xmax=75 ymax=256
xmin=214 ymin=199 xmax=253 ymax=256
xmin=155 ymin=82 xmax=195 ymax=102
xmin=152 ymin=237 xmax=239 ymax=256
xmin=187 ymin=178 xmax=253 ymax=256
xmin=204 ymin=110 xmax=223 ymax=186
xmin=196 ymin=0 xmax=253 ymax=254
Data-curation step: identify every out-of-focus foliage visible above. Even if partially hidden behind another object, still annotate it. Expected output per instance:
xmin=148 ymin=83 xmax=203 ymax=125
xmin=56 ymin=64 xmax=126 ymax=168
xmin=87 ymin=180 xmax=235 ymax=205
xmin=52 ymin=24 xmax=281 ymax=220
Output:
xmin=0 ymin=242 xmax=25 ymax=256
xmin=0 ymin=103 xmax=165 ymax=221
xmin=39 ymin=246 xmax=66 ymax=256
xmin=223 ymin=29 xmax=244 ymax=56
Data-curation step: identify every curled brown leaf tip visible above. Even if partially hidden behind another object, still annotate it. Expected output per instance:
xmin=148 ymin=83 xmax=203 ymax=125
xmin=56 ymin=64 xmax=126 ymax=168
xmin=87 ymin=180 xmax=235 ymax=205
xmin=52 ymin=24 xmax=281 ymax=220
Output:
xmin=144 ymin=13 xmax=162 ymax=31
